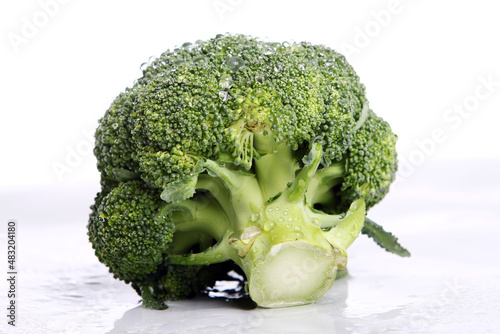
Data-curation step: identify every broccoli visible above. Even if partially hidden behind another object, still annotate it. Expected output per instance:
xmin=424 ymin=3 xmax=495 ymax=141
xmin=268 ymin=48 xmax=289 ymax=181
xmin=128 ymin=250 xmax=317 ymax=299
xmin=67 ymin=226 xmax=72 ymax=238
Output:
xmin=88 ymin=34 xmax=409 ymax=309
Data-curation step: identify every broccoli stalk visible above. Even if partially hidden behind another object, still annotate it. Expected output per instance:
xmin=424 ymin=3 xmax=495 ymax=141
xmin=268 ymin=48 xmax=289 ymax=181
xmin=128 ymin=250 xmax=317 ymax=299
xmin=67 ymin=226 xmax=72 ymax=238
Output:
xmin=164 ymin=141 xmax=365 ymax=307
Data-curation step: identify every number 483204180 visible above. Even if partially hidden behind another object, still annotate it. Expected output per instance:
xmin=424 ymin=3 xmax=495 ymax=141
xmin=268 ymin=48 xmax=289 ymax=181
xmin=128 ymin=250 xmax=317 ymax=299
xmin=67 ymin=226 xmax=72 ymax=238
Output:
xmin=7 ymin=221 xmax=16 ymax=271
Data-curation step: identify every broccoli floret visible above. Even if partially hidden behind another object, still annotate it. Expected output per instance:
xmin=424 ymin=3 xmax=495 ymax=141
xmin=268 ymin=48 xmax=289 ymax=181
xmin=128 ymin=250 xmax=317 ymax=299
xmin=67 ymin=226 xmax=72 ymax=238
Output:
xmin=94 ymin=90 xmax=141 ymax=190
xmin=137 ymin=264 xmax=200 ymax=310
xmin=338 ymin=110 xmax=398 ymax=211
xmin=88 ymin=180 xmax=172 ymax=284
xmin=306 ymin=109 xmax=398 ymax=213
xmin=88 ymin=34 xmax=408 ymax=309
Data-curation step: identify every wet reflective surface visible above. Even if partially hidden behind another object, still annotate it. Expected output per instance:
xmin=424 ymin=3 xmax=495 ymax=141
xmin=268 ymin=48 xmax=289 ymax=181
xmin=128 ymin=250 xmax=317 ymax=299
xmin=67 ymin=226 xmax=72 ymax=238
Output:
xmin=2 ymin=161 xmax=499 ymax=333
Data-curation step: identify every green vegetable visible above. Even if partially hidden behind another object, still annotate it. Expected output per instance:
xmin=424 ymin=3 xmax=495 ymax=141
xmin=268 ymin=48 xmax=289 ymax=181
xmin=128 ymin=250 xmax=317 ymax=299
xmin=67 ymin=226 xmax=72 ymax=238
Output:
xmin=88 ymin=34 xmax=408 ymax=309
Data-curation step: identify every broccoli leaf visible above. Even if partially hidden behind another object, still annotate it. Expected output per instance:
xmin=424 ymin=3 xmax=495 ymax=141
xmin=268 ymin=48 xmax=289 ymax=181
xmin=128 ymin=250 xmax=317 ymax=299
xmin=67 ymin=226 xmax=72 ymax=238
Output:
xmin=160 ymin=175 xmax=198 ymax=203
xmin=362 ymin=217 xmax=410 ymax=257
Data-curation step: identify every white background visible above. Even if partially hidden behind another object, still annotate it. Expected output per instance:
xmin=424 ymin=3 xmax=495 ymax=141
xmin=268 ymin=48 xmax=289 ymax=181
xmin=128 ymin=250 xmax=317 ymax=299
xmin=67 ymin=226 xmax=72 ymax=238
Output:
xmin=1 ymin=1 xmax=499 ymax=333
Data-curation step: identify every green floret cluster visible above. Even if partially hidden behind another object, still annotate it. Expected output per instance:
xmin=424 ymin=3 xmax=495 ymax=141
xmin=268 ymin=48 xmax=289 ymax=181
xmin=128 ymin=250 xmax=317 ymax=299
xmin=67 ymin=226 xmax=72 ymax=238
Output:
xmin=88 ymin=180 xmax=172 ymax=284
xmin=88 ymin=34 xmax=408 ymax=310
xmin=93 ymin=34 xmax=367 ymax=188
xmin=338 ymin=110 xmax=398 ymax=211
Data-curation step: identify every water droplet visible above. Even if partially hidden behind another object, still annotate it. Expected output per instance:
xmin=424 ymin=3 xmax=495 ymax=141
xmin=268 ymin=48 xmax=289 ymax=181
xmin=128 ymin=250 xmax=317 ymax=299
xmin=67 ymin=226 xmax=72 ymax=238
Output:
xmin=174 ymin=60 xmax=187 ymax=66
xmin=219 ymin=91 xmax=229 ymax=102
xmin=286 ymin=224 xmax=292 ymax=229
xmin=264 ymin=221 xmax=275 ymax=231
xmin=251 ymin=212 xmax=260 ymax=222
xmin=295 ymin=231 xmax=304 ymax=239
xmin=274 ymin=64 xmax=283 ymax=73
xmin=256 ymin=74 xmax=265 ymax=84
xmin=279 ymin=218 xmax=284 ymax=222
xmin=193 ymin=56 xmax=207 ymax=66
xmin=182 ymin=42 xmax=192 ymax=49
xmin=112 ymin=123 xmax=119 ymax=129
xmin=219 ymin=74 xmax=233 ymax=89
xmin=309 ymin=58 xmax=318 ymax=66
xmin=224 ymin=56 xmax=245 ymax=72
xmin=294 ymin=226 xmax=301 ymax=231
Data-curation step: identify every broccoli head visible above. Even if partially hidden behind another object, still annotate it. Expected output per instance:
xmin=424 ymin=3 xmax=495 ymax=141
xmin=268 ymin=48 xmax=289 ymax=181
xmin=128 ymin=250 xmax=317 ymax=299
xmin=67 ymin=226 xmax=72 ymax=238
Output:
xmin=88 ymin=34 xmax=408 ymax=309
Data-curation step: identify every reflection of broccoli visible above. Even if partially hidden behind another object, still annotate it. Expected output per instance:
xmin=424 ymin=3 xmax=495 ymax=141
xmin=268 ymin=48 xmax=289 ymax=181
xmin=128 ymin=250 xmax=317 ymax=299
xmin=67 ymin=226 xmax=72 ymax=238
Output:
xmin=88 ymin=34 xmax=408 ymax=309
